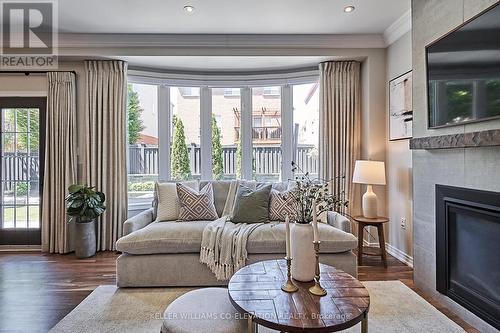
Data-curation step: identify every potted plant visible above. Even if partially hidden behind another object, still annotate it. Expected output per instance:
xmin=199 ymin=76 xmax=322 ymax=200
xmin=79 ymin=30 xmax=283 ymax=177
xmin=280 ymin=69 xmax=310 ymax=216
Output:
xmin=66 ymin=184 xmax=106 ymax=258
xmin=287 ymin=162 xmax=347 ymax=281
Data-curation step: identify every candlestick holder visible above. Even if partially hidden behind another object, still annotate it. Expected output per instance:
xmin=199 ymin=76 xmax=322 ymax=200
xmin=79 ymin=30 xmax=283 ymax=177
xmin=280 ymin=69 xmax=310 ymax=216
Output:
xmin=281 ymin=257 xmax=298 ymax=293
xmin=309 ymin=241 xmax=327 ymax=296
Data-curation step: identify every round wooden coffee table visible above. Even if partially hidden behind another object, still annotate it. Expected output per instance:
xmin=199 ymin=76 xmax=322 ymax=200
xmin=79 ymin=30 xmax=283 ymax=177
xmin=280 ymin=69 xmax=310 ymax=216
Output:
xmin=228 ymin=259 xmax=370 ymax=333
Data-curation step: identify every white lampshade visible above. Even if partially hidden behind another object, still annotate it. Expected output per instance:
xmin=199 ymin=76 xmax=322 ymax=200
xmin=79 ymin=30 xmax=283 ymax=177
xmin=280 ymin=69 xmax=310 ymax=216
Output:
xmin=352 ymin=160 xmax=386 ymax=185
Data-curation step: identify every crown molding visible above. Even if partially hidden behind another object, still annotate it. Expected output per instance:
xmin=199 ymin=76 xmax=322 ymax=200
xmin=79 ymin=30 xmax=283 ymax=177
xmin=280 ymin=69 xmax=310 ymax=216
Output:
xmin=58 ymin=33 xmax=386 ymax=56
xmin=383 ymin=10 xmax=412 ymax=46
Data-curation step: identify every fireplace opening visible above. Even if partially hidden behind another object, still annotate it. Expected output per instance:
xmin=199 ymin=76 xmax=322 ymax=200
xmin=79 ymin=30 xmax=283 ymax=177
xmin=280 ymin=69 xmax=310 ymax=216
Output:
xmin=436 ymin=185 xmax=500 ymax=330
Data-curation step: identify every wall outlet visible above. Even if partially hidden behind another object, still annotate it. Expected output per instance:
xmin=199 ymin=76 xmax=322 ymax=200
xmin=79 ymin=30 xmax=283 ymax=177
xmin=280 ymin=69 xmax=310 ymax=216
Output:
xmin=400 ymin=218 xmax=407 ymax=230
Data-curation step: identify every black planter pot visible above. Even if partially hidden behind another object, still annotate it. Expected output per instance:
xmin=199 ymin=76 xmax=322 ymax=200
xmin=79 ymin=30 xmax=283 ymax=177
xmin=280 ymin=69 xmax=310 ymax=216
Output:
xmin=74 ymin=219 xmax=97 ymax=259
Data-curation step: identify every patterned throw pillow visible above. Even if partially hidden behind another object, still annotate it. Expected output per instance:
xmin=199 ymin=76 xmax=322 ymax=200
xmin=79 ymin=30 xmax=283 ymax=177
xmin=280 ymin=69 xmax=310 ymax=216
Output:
xmin=269 ymin=189 xmax=299 ymax=221
xmin=177 ymin=182 xmax=218 ymax=221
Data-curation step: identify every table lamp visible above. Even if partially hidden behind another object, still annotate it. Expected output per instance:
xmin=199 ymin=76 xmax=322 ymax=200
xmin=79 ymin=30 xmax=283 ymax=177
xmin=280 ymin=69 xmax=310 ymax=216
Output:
xmin=352 ymin=160 xmax=386 ymax=218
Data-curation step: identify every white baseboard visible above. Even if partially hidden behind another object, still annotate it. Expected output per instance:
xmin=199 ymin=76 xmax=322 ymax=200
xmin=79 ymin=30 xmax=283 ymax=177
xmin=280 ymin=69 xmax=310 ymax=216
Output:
xmin=362 ymin=239 xmax=413 ymax=267
xmin=385 ymin=243 xmax=413 ymax=268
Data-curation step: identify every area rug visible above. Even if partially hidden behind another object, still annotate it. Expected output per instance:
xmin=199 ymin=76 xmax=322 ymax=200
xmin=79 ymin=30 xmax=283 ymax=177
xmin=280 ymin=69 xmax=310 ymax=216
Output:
xmin=49 ymin=281 xmax=465 ymax=333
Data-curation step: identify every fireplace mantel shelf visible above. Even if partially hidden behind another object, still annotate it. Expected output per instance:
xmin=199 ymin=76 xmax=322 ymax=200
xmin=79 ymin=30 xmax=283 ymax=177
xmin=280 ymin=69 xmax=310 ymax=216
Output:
xmin=410 ymin=129 xmax=500 ymax=150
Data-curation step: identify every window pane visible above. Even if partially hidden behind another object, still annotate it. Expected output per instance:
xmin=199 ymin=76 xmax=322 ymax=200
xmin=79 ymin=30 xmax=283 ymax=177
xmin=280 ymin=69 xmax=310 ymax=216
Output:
xmin=293 ymin=82 xmax=319 ymax=179
xmin=3 ymin=206 xmax=15 ymax=228
xmin=2 ymin=109 xmax=15 ymax=132
xmin=13 ymin=206 xmax=28 ymax=228
xmin=28 ymin=205 xmax=39 ymax=229
xmin=15 ymin=181 xmax=28 ymax=205
xmin=212 ymin=88 xmax=241 ymax=180
xmin=252 ymin=86 xmax=282 ymax=182
xmin=127 ymin=83 xmax=158 ymax=207
xmin=170 ymin=87 xmax=201 ymax=180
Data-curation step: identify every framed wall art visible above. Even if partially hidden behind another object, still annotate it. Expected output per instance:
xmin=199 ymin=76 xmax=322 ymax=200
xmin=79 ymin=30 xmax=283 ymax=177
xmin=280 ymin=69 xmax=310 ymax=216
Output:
xmin=389 ymin=71 xmax=413 ymax=140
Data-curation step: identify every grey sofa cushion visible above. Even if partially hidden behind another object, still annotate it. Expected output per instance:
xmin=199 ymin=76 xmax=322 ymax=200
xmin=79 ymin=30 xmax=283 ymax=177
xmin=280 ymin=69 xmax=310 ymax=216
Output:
xmin=117 ymin=219 xmax=357 ymax=255
xmin=247 ymin=222 xmax=357 ymax=254
xmin=199 ymin=180 xmax=231 ymax=217
xmin=116 ymin=220 xmax=210 ymax=255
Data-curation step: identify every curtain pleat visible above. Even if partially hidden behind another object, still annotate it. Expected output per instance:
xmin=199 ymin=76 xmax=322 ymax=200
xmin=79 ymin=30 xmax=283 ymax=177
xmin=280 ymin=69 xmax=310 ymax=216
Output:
xmin=84 ymin=60 xmax=128 ymax=251
xmin=319 ymin=61 xmax=361 ymax=218
xmin=42 ymin=72 xmax=77 ymax=253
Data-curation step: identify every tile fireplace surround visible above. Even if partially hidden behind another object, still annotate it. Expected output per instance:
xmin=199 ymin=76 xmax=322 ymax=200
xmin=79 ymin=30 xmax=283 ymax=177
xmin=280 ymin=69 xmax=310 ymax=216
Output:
xmin=411 ymin=1 xmax=500 ymax=332
xmin=435 ymin=185 xmax=499 ymax=330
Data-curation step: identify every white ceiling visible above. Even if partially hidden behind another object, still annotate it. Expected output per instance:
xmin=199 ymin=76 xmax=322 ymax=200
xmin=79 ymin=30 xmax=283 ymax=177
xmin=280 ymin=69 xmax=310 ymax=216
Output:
xmin=58 ymin=0 xmax=410 ymax=72
xmin=58 ymin=0 xmax=410 ymax=34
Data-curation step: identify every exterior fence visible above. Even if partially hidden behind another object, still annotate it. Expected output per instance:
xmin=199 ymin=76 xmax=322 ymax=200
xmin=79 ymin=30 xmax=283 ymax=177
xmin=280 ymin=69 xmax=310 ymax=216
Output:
xmin=128 ymin=144 xmax=318 ymax=179
xmin=1 ymin=153 xmax=39 ymax=191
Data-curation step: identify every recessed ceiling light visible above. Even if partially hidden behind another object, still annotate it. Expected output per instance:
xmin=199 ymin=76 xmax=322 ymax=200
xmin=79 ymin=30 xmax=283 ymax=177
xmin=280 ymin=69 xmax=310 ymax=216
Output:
xmin=344 ymin=5 xmax=355 ymax=13
xmin=184 ymin=5 xmax=195 ymax=14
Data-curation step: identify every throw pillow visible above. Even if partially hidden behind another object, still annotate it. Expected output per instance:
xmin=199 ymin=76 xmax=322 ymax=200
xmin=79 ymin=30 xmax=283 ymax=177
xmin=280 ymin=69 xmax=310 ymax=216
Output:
xmin=155 ymin=180 xmax=198 ymax=222
xmin=231 ymin=184 xmax=272 ymax=224
xmin=177 ymin=182 xmax=218 ymax=221
xmin=222 ymin=180 xmax=257 ymax=216
xmin=269 ymin=188 xmax=299 ymax=221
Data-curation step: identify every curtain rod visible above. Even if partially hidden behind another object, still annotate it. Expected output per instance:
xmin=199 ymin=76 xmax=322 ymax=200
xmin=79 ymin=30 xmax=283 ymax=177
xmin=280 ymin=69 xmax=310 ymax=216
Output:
xmin=0 ymin=70 xmax=77 ymax=75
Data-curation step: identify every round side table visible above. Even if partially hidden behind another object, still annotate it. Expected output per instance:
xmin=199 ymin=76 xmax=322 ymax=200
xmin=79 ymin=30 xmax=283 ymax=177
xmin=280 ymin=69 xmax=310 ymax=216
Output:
xmin=353 ymin=216 xmax=389 ymax=268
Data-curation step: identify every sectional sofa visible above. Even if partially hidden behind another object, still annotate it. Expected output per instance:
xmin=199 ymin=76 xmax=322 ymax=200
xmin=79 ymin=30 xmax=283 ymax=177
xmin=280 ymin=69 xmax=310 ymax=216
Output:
xmin=115 ymin=180 xmax=358 ymax=287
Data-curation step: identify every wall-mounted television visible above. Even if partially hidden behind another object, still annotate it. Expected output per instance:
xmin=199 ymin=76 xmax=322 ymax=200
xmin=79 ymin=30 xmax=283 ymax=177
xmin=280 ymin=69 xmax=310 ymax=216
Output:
xmin=427 ymin=3 xmax=500 ymax=128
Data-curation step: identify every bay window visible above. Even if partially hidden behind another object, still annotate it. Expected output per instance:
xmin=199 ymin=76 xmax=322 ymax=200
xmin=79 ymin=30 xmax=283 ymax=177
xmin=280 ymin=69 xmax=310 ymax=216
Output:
xmin=170 ymin=87 xmax=201 ymax=180
xmin=211 ymin=88 xmax=241 ymax=180
xmin=127 ymin=83 xmax=158 ymax=208
xmin=292 ymin=82 xmax=319 ymax=178
xmin=127 ymin=71 xmax=319 ymax=209
xmin=252 ymin=86 xmax=282 ymax=182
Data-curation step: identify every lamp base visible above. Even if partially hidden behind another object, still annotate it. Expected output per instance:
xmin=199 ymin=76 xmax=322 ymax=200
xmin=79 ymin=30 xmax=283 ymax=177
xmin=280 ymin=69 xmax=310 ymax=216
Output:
xmin=362 ymin=185 xmax=378 ymax=218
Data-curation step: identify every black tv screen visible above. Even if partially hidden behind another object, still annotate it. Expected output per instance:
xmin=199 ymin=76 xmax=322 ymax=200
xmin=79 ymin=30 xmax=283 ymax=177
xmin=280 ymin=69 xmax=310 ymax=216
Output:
xmin=427 ymin=3 xmax=500 ymax=128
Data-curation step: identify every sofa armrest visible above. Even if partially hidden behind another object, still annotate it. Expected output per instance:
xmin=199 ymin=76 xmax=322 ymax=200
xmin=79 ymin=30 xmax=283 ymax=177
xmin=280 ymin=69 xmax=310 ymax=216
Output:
xmin=327 ymin=211 xmax=352 ymax=234
xmin=123 ymin=208 xmax=154 ymax=236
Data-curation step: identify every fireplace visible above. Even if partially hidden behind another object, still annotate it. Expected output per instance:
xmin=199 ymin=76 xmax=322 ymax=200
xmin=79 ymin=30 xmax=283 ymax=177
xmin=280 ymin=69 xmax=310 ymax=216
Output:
xmin=436 ymin=185 xmax=500 ymax=330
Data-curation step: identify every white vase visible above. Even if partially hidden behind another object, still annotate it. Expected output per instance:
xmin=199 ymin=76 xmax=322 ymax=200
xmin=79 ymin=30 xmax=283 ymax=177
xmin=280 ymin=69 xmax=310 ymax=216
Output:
xmin=290 ymin=222 xmax=316 ymax=282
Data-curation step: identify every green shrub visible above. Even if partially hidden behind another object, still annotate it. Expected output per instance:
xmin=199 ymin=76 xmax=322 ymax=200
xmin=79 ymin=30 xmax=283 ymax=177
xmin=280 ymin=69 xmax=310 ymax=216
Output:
xmin=128 ymin=181 xmax=155 ymax=192
xmin=16 ymin=182 xmax=29 ymax=196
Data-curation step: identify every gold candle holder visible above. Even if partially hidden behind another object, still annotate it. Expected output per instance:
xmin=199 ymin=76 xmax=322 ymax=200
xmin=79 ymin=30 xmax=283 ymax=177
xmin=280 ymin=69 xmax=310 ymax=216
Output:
xmin=309 ymin=241 xmax=327 ymax=296
xmin=281 ymin=257 xmax=298 ymax=293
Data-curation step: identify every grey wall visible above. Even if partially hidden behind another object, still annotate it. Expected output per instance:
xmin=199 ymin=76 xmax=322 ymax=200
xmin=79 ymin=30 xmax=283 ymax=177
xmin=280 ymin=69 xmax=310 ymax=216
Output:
xmin=386 ymin=32 xmax=413 ymax=262
xmin=361 ymin=49 xmax=388 ymax=219
xmin=412 ymin=1 xmax=500 ymax=332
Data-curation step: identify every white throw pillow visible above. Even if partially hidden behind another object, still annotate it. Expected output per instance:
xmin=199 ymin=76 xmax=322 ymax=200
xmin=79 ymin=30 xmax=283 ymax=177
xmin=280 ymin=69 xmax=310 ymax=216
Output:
xmin=155 ymin=181 xmax=198 ymax=222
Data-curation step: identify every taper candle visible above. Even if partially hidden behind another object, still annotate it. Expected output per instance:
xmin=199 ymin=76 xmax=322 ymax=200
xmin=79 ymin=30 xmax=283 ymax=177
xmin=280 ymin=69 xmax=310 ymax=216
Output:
xmin=285 ymin=215 xmax=291 ymax=258
xmin=312 ymin=202 xmax=319 ymax=242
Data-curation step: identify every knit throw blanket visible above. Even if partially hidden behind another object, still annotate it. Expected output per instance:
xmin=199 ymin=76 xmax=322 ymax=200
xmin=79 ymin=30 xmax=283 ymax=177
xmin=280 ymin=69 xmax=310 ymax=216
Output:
xmin=200 ymin=217 xmax=262 ymax=281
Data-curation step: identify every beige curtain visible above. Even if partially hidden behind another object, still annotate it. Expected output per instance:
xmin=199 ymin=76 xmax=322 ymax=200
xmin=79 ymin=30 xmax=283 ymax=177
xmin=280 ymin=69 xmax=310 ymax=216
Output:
xmin=319 ymin=61 xmax=361 ymax=217
xmin=42 ymin=72 xmax=78 ymax=253
xmin=84 ymin=60 xmax=128 ymax=251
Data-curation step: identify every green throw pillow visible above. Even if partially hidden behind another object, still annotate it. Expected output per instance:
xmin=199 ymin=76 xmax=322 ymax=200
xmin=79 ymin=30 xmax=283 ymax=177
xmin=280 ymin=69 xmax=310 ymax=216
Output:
xmin=231 ymin=184 xmax=272 ymax=224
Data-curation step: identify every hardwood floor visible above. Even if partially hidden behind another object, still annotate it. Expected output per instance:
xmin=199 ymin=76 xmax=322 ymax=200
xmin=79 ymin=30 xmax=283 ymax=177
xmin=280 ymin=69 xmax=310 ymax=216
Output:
xmin=0 ymin=251 xmax=478 ymax=333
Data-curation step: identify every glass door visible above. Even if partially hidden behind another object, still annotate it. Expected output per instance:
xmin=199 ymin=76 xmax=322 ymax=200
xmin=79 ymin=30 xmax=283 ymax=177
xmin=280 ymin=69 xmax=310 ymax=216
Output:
xmin=0 ymin=98 xmax=45 ymax=245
